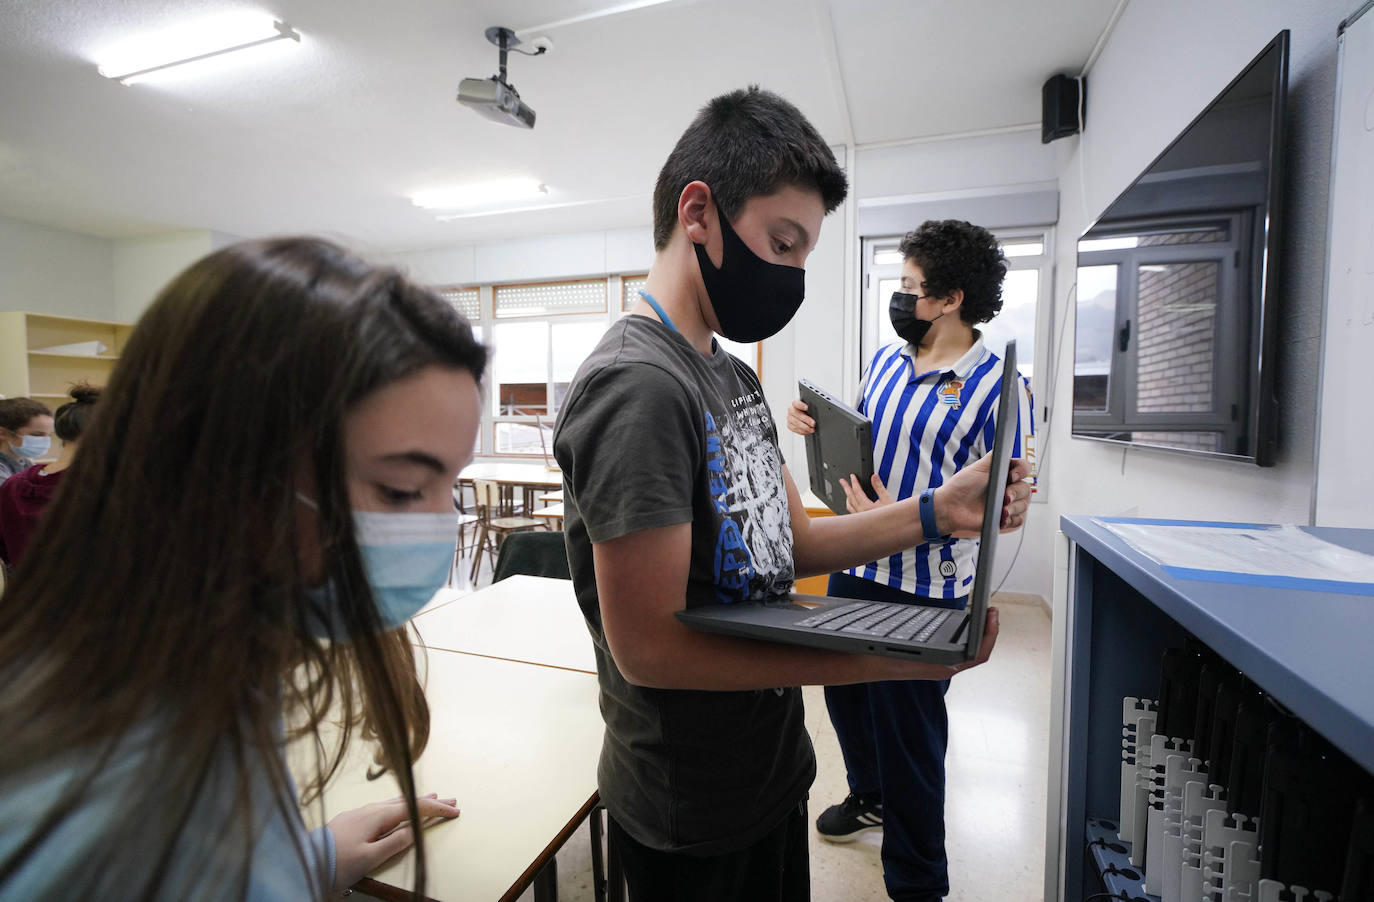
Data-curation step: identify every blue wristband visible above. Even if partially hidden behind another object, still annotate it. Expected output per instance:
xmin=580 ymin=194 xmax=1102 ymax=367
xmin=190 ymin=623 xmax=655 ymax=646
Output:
xmin=919 ymin=488 xmax=943 ymax=541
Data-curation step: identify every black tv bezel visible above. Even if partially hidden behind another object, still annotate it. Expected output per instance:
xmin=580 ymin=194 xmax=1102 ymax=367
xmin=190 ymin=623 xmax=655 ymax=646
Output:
xmin=1071 ymin=29 xmax=1289 ymax=467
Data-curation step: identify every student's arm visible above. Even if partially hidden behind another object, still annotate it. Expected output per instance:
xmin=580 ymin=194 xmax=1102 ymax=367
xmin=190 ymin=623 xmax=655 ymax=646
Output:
xmin=788 ymin=455 xmax=1032 ymax=578
xmin=591 ymin=523 xmax=998 ymax=690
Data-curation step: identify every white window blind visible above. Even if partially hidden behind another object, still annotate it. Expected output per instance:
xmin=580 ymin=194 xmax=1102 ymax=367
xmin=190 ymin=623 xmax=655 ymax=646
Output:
xmin=438 ymin=287 xmax=480 ymax=322
xmin=495 ymin=279 xmax=607 ymax=318
xmin=621 ymin=275 xmax=648 ymax=311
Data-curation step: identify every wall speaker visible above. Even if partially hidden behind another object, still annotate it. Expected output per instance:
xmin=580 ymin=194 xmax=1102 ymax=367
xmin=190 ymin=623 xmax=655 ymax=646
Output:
xmin=1042 ymin=73 xmax=1085 ymax=144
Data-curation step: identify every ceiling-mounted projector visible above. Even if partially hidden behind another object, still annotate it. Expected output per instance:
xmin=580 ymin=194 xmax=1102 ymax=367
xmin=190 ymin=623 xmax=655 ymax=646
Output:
xmin=458 ymin=26 xmax=544 ymax=129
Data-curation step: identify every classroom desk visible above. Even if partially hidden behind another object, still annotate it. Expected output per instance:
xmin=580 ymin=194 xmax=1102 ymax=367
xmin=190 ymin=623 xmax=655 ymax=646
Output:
xmin=295 ymin=649 xmax=602 ymax=902
xmin=411 ymin=575 xmax=595 ymax=674
xmin=459 ymin=463 xmax=563 ymax=514
xmin=531 ymin=503 xmax=564 ymax=530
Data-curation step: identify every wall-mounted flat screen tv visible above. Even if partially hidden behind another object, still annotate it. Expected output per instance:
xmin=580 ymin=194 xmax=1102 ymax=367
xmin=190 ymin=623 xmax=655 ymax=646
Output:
xmin=1072 ymin=30 xmax=1288 ymax=466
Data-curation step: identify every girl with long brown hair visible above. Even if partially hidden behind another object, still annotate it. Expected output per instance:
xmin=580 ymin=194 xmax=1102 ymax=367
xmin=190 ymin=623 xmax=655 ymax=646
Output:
xmin=0 ymin=237 xmax=486 ymax=899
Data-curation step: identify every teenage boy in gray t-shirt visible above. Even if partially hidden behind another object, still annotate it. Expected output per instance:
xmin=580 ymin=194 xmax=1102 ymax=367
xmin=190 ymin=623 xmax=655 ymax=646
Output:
xmin=553 ymin=86 xmax=1032 ymax=902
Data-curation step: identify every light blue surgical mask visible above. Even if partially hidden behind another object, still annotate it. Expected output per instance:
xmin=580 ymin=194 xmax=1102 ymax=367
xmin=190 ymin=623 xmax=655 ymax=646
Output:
xmin=297 ymin=493 xmax=457 ymax=636
xmin=17 ymin=434 xmax=50 ymax=460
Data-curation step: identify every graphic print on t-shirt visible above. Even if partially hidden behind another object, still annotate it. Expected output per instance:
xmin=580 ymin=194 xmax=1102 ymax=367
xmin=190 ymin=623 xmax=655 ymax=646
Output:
xmin=704 ymin=386 xmax=795 ymax=603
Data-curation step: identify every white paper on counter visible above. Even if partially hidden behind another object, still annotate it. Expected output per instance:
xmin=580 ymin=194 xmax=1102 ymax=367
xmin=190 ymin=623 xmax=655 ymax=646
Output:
xmin=1093 ymin=521 xmax=1374 ymax=585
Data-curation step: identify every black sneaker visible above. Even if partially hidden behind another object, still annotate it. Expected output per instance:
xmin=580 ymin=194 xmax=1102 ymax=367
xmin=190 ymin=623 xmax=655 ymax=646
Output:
xmin=815 ymin=793 xmax=883 ymax=842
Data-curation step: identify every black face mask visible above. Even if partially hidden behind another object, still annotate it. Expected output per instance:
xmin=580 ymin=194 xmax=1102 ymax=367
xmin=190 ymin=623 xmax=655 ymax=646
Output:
xmin=694 ymin=209 xmax=805 ymax=343
xmin=889 ymin=291 xmax=944 ymax=346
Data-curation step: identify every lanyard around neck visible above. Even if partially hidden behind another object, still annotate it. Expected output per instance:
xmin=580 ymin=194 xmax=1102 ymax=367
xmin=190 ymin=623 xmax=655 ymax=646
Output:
xmin=637 ymin=289 xmax=678 ymax=334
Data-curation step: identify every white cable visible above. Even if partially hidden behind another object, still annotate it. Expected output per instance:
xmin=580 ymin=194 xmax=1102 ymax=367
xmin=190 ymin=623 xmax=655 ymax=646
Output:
xmin=1077 ymin=75 xmax=1091 ymax=229
xmin=993 ymin=279 xmax=1077 ymax=596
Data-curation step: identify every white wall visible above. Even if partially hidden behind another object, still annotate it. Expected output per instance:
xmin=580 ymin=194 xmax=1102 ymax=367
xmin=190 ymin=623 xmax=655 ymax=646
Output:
xmin=112 ymin=231 xmax=218 ymax=322
xmin=0 ymin=221 xmax=238 ymax=325
xmin=768 ymin=177 xmax=850 ymax=473
xmin=855 ymin=128 xmax=1059 ymax=201
xmin=372 ymin=227 xmax=655 ymax=286
xmin=1030 ymin=0 xmax=1349 ymax=611
xmin=0 ymin=213 xmax=114 ymax=320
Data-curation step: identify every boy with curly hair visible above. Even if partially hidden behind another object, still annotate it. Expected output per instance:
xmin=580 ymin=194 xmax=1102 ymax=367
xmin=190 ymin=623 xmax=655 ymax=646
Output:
xmin=787 ymin=218 xmax=1036 ymax=901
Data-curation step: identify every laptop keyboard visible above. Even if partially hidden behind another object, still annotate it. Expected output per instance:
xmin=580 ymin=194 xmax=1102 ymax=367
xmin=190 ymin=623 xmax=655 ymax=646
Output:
xmin=794 ymin=601 xmax=953 ymax=643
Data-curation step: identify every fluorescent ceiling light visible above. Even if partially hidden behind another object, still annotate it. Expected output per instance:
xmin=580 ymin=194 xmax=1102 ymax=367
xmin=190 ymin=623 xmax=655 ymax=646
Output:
xmin=411 ymin=178 xmax=548 ymax=210
xmin=95 ymin=12 xmax=300 ymax=86
xmin=519 ymin=0 xmax=673 ymax=35
xmin=433 ymin=193 xmax=649 ymax=221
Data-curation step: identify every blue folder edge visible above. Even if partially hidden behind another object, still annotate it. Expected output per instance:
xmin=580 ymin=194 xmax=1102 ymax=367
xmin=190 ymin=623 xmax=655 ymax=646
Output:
xmin=1159 ymin=566 xmax=1374 ymax=597
xmin=1093 ymin=517 xmax=1374 ymax=596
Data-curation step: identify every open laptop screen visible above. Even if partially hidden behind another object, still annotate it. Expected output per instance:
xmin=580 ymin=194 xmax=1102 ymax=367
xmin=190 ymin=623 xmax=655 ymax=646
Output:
xmin=962 ymin=339 xmax=1017 ymax=659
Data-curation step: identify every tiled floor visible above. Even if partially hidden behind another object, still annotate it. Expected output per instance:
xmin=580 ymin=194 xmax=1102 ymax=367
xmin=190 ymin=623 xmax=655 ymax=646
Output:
xmin=502 ymin=594 xmax=1053 ymax=902
xmin=806 ymin=599 xmax=1052 ymax=901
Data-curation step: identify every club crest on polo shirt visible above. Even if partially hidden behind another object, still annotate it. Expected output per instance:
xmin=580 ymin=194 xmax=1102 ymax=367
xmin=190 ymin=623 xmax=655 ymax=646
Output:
xmin=939 ymin=379 xmax=963 ymax=409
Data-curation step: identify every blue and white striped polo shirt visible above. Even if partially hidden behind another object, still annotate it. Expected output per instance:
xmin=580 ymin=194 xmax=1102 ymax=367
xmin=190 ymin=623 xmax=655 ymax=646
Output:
xmin=843 ymin=334 xmax=1035 ymax=599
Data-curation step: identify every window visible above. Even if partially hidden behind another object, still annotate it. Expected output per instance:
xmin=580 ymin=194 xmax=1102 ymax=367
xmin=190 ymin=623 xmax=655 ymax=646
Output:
xmin=495 ymin=279 xmax=607 ymax=318
xmin=860 ymin=230 xmax=1049 ymax=383
xmin=440 ymin=286 xmax=483 ymax=452
xmin=490 ymin=280 xmax=608 ymax=459
xmin=437 ymin=278 xmax=611 ymax=460
xmin=439 ymin=286 xmax=480 ymax=323
xmin=621 ymin=274 xmax=648 ymax=311
xmin=1072 ymin=215 xmax=1247 ymax=454
xmin=441 ymin=272 xmax=764 ymax=459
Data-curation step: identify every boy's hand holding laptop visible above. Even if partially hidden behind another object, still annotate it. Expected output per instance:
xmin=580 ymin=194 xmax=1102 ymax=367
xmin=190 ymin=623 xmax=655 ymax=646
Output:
xmin=841 ymin=454 xmax=1033 ymax=536
xmin=933 ymin=452 xmax=1034 ymax=535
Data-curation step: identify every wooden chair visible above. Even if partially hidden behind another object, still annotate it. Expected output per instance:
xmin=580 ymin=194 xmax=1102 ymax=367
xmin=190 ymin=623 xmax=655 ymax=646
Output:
xmin=448 ymin=485 xmax=482 ymax=586
xmin=468 ymin=479 xmax=543 ymax=583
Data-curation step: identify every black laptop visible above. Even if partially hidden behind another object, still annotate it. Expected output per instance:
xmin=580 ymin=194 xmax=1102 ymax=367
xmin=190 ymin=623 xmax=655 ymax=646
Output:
xmin=798 ymin=378 xmax=877 ymax=516
xmin=676 ymin=341 xmax=1018 ymax=664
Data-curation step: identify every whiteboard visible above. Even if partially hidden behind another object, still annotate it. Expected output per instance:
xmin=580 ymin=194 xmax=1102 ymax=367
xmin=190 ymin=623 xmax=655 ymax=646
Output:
xmin=1315 ymin=1 xmax=1374 ymax=527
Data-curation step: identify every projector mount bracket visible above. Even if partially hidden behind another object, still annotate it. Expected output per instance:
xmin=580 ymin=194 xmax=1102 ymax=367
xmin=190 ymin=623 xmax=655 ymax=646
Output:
xmin=483 ymin=26 xmax=546 ymax=91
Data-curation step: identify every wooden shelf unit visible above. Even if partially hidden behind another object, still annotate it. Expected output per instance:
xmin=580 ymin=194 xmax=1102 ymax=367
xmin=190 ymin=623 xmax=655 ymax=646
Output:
xmin=0 ymin=311 xmax=132 ymax=401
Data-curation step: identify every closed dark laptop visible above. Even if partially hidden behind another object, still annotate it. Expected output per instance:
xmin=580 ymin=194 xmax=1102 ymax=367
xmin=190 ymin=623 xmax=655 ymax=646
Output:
xmin=798 ymin=378 xmax=876 ymax=516
xmin=676 ymin=341 xmax=1018 ymax=664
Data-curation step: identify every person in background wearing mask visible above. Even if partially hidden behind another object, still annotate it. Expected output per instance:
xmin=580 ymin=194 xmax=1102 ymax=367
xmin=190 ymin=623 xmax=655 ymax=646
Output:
xmin=787 ymin=219 xmax=1035 ymax=902
xmin=552 ymin=91 xmax=1032 ymax=901
xmin=0 ymin=238 xmax=481 ymax=899
xmin=0 ymin=384 xmax=102 ymax=569
xmin=0 ymin=398 xmax=54 ymax=484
